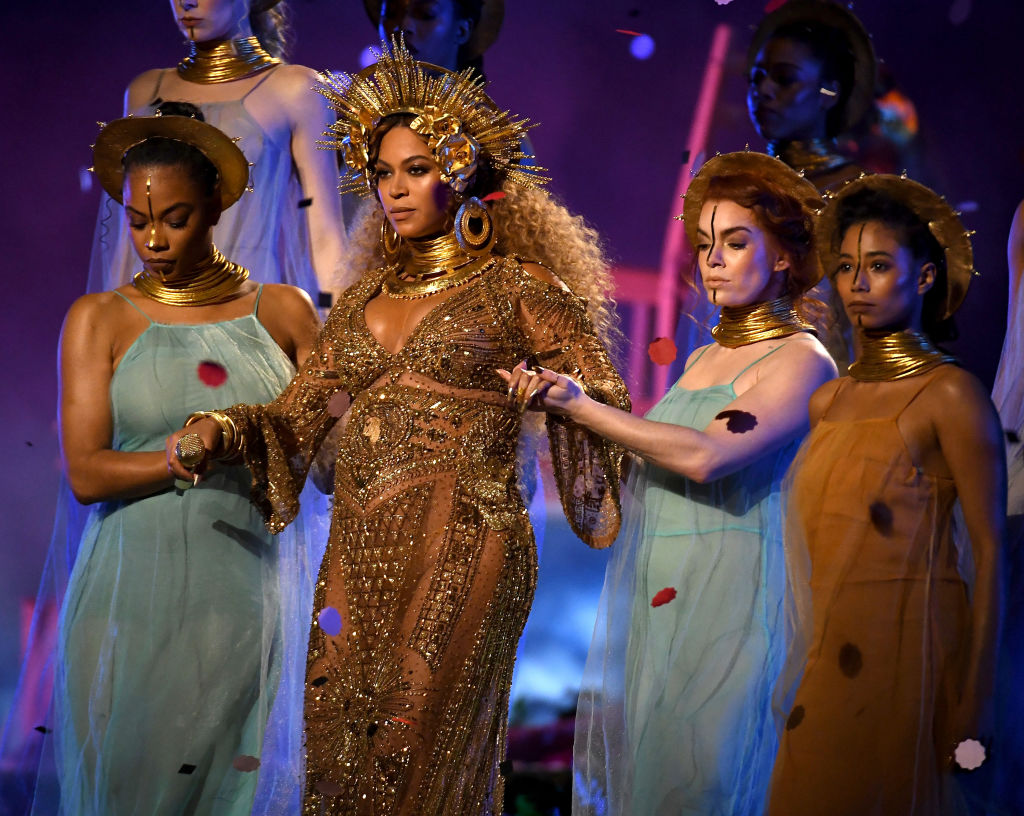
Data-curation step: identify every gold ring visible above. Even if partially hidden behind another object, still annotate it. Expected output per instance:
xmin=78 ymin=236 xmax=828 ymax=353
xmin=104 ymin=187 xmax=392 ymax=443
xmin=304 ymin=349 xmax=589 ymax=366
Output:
xmin=175 ymin=433 xmax=206 ymax=469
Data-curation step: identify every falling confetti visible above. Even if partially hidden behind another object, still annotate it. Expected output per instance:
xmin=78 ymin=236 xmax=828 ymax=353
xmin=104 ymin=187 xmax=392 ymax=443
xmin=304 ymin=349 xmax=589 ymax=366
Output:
xmin=786 ymin=704 xmax=805 ymax=730
xmin=311 ymin=675 xmax=329 ymax=687
xmin=316 ymin=779 xmax=344 ymax=796
xmin=955 ymin=200 xmax=979 ymax=213
xmin=630 ymin=33 xmax=656 ymax=60
xmin=34 ymin=725 xmax=51 ymax=734
xmin=648 ymin=337 xmax=677 ymax=366
xmin=298 ymin=197 xmax=313 ymax=208
xmin=391 ymin=716 xmax=415 ymax=726
xmin=318 ymin=606 xmax=343 ymax=636
xmin=482 ymin=191 xmax=506 ymax=201
xmin=318 ymin=291 xmax=333 ymax=308
xmin=615 ymin=28 xmax=643 ymax=36
xmin=327 ymin=390 xmax=350 ymax=418
xmin=868 ymin=501 xmax=894 ymax=535
xmin=178 ymin=763 xmax=197 ymax=775
xmin=651 ymin=587 xmax=677 ymax=607
xmin=715 ymin=409 xmax=758 ymax=433
xmin=954 ymin=738 xmax=986 ymax=770
xmin=764 ymin=0 xmax=787 ymax=10
xmin=715 ymin=0 xmax=736 ymax=5
xmin=232 ymin=755 xmax=261 ymax=772
xmin=197 ymin=360 xmax=228 ymax=387
xmin=838 ymin=643 xmax=863 ymax=678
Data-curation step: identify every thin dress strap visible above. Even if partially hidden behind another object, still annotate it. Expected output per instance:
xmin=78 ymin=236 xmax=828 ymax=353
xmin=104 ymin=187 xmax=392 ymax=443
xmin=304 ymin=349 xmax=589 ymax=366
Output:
xmin=148 ymin=69 xmax=167 ymax=105
xmin=729 ymin=343 xmax=787 ymax=385
xmin=683 ymin=344 xmax=712 ymax=373
xmin=893 ymin=365 xmax=952 ymax=420
xmin=113 ymin=290 xmax=156 ymax=324
xmin=241 ymin=67 xmax=278 ymax=101
xmin=252 ymin=284 xmax=265 ymax=315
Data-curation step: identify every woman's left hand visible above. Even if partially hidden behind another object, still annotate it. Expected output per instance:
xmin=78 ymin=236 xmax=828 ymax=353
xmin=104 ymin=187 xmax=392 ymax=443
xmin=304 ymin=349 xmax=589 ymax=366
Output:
xmin=497 ymin=362 xmax=587 ymax=418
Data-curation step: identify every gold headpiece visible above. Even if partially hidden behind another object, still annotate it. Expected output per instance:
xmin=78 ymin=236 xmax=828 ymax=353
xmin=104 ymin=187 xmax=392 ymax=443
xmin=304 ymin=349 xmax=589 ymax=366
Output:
xmin=317 ymin=37 xmax=545 ymax=198
xmin=92 ymin=112 xmax=250 ymax=208
xmin=817 ymin=173 xmax=976 ymax=319
xmin=748 ymin=0 xmax=877 ymax=133
xmin=680 ymin=151 xmax=824 ymax=292
xmin=361 ymin=0 xmax=505 ymax=61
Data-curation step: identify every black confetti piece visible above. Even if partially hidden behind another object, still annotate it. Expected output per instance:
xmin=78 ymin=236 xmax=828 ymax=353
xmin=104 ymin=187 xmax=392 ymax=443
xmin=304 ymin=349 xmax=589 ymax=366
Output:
xmin=838 ymin=643 xmax=863 ymax=678
xmin=786 ymin=705 xmax=805 ymax=730
xmin=366 ymin=722 xmax=379 ymax=737
xmin=25 ymin=441 xmax=34 ymax=447
xmin=178 ymin=763 xmax=197 ymax=775
xmin=34 ymin=725 xmax=50 ymax=734
xmin=868 ymin=501 xmax=894 ymax=535
xmin=1006 ymin=430 xmax=1020 ymax=444
xmin=311 ymin=675 xmax=329 ymax=687
xmin=715 ymin=409 xmax=758 ymax=433
xmin=298 ymin=197 xmax=313 ymax=208
xmin=499 ymin=760 xmax=514 ymax=777
xmin=317 ymin=291 xmax=333 ymax=309
xmin=681 ymin=149 xmax=691 ymax=164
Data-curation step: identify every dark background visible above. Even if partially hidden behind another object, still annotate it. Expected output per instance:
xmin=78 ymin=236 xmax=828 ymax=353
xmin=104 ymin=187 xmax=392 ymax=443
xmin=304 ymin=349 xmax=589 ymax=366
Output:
xmin=2 ymin=0 xmax=1022 ymax=718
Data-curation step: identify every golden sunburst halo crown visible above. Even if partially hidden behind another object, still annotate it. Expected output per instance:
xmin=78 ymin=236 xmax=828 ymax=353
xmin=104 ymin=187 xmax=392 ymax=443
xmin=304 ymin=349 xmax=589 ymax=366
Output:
xmin=317 ymin=37 xmax=547 ymax=198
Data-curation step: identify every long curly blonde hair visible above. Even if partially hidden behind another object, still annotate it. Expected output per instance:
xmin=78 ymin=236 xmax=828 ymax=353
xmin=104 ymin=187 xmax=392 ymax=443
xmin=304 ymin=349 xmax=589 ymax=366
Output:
xmin=344 ymin=183 xmax=621 ymax=352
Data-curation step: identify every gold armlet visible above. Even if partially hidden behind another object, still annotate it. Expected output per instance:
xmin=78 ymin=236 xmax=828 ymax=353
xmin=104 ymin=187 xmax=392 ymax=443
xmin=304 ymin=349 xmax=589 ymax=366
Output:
xmin=185 ymin=411 xmax=243 ymax=460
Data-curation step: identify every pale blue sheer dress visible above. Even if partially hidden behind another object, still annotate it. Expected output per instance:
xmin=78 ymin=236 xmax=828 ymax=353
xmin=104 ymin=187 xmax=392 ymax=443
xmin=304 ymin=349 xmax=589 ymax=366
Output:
xmin=86 ymin=69 xmax=318 ymax=297
xmin=35 ymin=289 xmax=319 ymax=815
xmin=574 ymin=346 xmax=800 ymax=816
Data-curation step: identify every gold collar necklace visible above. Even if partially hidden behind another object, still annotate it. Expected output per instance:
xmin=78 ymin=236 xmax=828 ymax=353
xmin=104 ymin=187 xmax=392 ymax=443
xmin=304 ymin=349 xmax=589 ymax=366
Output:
xmin=383 ymin=231 xmax=495 ymax=299
xmin=712 ymin=295 xmax=816 ymax=348
xmin=178 ymin=37 xmax=279 ymax=84
xmin=132 ymin=247 xmax=250 ymax=306
xmin=849 ymin=329 xmax=957 ymax=381
xmin=769 ymin=138 xmax=851 ymax=177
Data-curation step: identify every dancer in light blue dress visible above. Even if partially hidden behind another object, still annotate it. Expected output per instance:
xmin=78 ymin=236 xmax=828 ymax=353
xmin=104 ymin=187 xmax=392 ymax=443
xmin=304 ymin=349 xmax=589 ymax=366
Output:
xmin=0 ymin=109 xmax=322 ymax=815
xmin=524 ymin=153 xmax=836 ymax=815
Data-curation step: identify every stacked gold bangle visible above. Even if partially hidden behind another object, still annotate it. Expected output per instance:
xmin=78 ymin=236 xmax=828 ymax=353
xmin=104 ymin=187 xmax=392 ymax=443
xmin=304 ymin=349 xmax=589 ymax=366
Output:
xmin=185 ymin=410 xmax=244 ymax=460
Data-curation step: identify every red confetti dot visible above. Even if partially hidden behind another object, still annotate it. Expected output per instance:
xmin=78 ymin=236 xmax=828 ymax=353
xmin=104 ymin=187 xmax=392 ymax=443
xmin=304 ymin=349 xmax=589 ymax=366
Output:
xmin=197 ymin=360 xmax=228 ymax=387
xmin=651 ymin=587 xmax=677 ymax=607
xmin=482 ymin=191 xmax=506 ymax=201
xmin=232 ymin=755 xmax=261 ymax=772
xmin=763 ymin=0 xmax=787 ymax=11
xmin=648 ymin=337 xmax=678 ymax=366
xmin=615 ymin=28 xmax=642 ymax=36
xmin=327 ymin=390 xmax=350 ymax=418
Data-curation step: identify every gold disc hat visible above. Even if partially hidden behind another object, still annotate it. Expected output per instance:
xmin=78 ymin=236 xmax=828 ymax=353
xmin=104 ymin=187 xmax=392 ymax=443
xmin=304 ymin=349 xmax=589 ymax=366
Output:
xmin=317 ymin=36 xmax=545 ymax=198
xmin=92 ymin=111 xmax=251 ymax=207
xmin=362 ymin=0 xmax=505 ymax=61
xmin=817 ymin=174 xmax=976 ymax=320
xmin=748 ymin=0 xmax=877 ymax=134
xmin=681 ymin=151 xmax=825 ymax=292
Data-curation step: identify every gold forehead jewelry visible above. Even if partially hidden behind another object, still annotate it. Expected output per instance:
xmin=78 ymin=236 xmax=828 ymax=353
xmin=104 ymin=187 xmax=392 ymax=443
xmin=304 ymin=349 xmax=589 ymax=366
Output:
xmin=178 ymin=36 xmax=279 ymax=84
xmin=818 ymin=173 xmax=976 ymax=320
xmin=361 ymin=0 xmax=505 ymax=60
xmin=748 ymin=0 xmax=877 ymax=133
xmin=317 ymin=36 xmax=546 ymax=198
xmin=92 ymin=113 xmax=251 ymax=207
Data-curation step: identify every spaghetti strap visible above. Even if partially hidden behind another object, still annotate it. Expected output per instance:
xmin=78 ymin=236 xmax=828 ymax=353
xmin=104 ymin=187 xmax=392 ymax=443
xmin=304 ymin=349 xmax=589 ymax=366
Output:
xmin=894 ymin=365 xmax=953 ymax=420
xmin=113 ymin=290 xmax=155 ymax=324
xmin=241 ymin=67 xmax=277 ymax=101
xmin=252 ymin=284 xmax=265 ymax=315
xmin=729 ymin=343 xmax=787 ymax=385
xmin=148 ymin=69 xmax=167 ymax=104
xmin=683 ymin=344 xmax=712 ymax=373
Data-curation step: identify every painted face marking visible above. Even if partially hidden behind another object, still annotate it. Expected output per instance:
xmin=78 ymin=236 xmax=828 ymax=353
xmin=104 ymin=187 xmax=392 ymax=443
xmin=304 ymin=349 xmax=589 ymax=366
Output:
xmin=144 ymin=174 xmax=158 ymax=252
xmin=854 ymin=222 xmax=866 ymax=326
xmin=709 ymin=205 xmax=718 ymax=304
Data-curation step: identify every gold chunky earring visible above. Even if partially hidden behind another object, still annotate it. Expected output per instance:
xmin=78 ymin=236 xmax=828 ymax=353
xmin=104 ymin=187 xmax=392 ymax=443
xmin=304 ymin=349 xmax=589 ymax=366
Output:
xmin=380 ymin=216 xmax=402 ymax=263
xmin=454 ymin=197 xmax=495 ymax=257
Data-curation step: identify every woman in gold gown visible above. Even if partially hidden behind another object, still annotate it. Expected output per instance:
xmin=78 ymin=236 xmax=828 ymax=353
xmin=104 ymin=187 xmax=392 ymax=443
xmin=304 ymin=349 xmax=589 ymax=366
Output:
xmin=167 ymin=41 xmax=628 ymax=815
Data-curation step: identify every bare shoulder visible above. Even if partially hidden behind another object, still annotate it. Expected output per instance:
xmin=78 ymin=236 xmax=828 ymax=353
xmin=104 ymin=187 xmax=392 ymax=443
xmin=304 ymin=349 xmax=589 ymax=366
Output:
xmin=927 ymin=364 xmax=995 ymax=414
xmin=259 ymin=282 xmax=317 ymax=320
xmin=62 ymin=290 xmax=133 ymax=349
xmin=520 ymin=260 xmax=568 ymax=290
xmin=808 ymin=376 xmax=844 ymax=423
xmin=766 ymin=332 xmax=839 ymax=381
xmin=124 ymin=68 xmax=165 ymax=112
xmin=267 ymin=63 xmax=324 ymax=99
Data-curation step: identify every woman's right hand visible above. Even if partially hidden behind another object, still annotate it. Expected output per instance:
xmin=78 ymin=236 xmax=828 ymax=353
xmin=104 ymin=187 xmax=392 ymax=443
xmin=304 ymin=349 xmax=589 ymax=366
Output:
xmin=165 ymin=418 xmax=220 ymax=483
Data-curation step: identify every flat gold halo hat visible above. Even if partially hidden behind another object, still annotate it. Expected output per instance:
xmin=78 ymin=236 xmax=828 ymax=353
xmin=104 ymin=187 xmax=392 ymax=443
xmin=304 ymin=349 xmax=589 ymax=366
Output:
xmin=93 ymin=113 xmax=250 ymax=207
xmin=817 ymin=174 xmax=976 ymax=320
xmin=682 ymin=151 xmax=824 ymax=290
xmin=748 ymin=0 xmax=877 ymax=133
xmin=362 ymin=0 xmax=505 ymax=61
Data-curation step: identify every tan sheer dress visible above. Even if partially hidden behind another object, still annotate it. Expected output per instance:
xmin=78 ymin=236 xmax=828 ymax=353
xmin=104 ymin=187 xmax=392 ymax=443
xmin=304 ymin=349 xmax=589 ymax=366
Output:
xmin=769 ymin=369 xmax=970 ymax=815
xmin=224 ymin=256 xmax=629 ymax=815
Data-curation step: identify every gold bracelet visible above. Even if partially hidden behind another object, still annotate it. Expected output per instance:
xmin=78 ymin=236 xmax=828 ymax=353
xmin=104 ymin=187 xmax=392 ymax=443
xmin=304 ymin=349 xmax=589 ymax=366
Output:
xmin=185 ymin=411 xmax=242 ymax=460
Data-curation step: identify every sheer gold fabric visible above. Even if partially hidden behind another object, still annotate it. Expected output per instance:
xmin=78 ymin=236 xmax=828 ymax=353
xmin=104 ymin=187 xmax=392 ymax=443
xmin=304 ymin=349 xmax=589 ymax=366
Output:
xmin=225 ymin=256 xmax=629 ymax=814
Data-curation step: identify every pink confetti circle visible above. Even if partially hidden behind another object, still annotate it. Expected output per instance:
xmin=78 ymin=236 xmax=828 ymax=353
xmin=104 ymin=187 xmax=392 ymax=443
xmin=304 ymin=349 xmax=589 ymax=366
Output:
xmin=232 ymin=755 xmax=261 ymax=772
xmin=954 ymin=738 xmax=986 ymax=770
xmin=197 ymin=361 xmax=228 ymax=387
xmin=318 ymin=606 xmax=343 ymax=636
xmin=651 ymin=587 xmax=678 ymax=607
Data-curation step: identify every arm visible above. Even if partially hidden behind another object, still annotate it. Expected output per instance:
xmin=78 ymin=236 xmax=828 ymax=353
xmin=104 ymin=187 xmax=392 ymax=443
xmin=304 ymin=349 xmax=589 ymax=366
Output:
xmin=931 ymin=369 xmax=1007 ymax=739
xmin=283 ymin=66 xmax=350 ymax=299
xmin=61 ymin=295 xmax=176 ymax=504
xmin=527 ymin=337 xmax=836 ymax=484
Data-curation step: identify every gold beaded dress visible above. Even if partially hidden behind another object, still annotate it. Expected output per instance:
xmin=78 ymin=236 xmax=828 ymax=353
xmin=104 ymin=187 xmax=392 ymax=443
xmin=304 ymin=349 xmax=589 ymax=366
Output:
xmin=224 ymin=254 xmax=629 ymax=815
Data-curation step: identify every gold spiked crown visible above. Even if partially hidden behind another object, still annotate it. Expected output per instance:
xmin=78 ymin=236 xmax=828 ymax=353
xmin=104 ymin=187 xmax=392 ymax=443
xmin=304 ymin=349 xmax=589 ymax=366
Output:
xmin=316 ymin=37 xmax=546 ymax=198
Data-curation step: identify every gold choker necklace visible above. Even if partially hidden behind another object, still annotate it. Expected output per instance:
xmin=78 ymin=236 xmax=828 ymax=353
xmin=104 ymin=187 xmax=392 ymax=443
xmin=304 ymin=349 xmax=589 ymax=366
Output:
xmin=178 ymin=37 xmax=279 ymax=84
xmin=383 ymin=231 xmax=495 ymax=299
xmin=769 ymin=139 xmax=851 ymax=177
xmin=132 ymin=247 xmax=250 ymax=306
xmin=712 ymin=296 xmax=816 ymax=348
xmin=849 ymin=330 xmax=957 ymax=381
